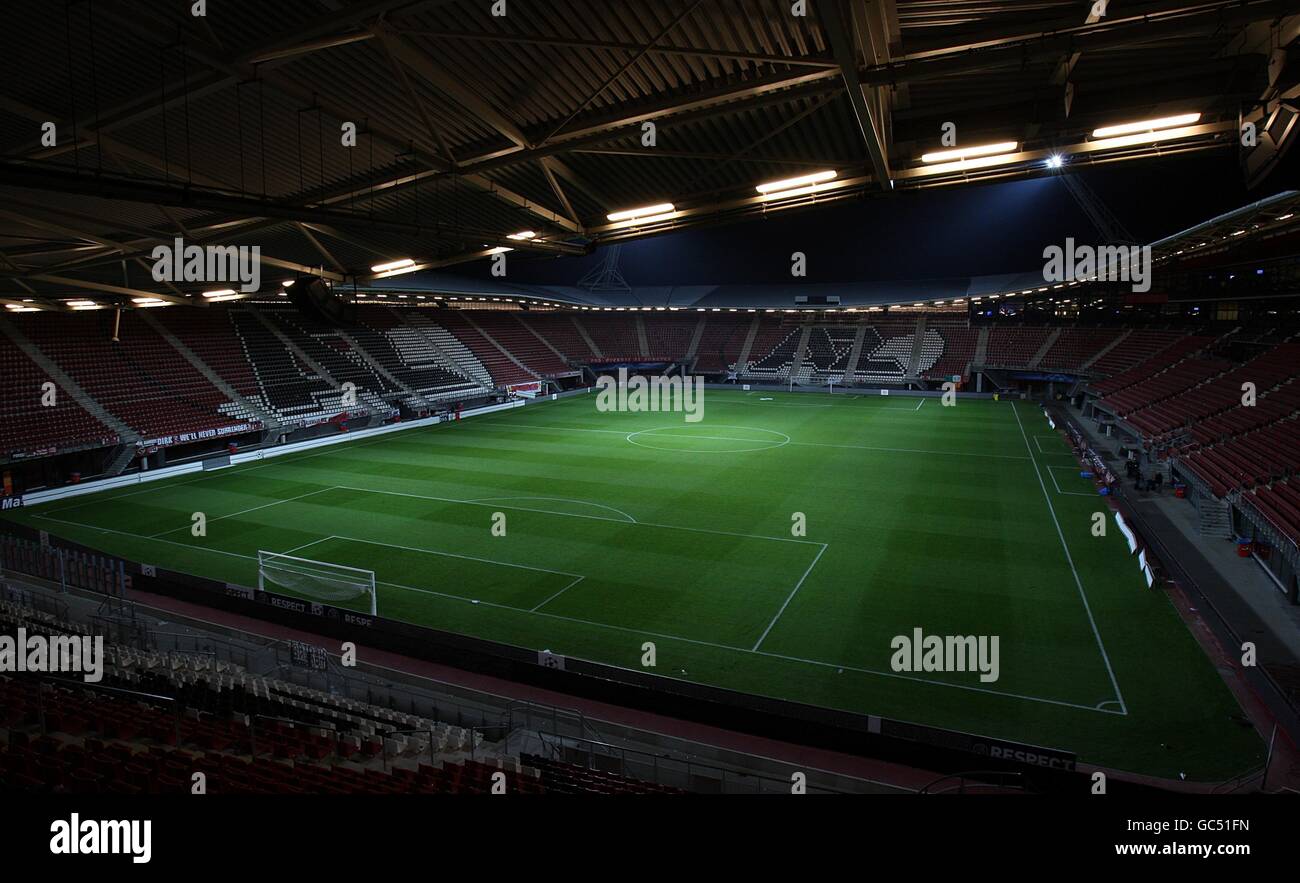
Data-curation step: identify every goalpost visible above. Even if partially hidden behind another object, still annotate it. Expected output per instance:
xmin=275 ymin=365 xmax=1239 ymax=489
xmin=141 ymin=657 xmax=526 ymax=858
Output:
xmin=258 ymin=550 xmax=377 ymax=616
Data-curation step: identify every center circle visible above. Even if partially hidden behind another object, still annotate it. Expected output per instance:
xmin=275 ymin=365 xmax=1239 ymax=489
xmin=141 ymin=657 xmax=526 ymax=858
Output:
xmin=625 ymin=425 xmax=790 ymax=453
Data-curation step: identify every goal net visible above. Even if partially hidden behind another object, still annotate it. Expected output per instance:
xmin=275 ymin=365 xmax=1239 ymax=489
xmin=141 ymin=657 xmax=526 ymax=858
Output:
xmin=257 ymin=550 xmax=377 ymax=616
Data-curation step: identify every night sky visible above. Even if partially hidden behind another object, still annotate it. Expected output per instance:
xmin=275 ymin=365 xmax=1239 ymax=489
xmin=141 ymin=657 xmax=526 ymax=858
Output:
xmin=500 ymin=147 xmax=1300 ymax=287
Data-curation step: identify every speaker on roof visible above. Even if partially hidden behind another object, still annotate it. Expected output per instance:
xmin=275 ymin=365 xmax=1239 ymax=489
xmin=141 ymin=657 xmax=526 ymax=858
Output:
xmin=287 ymin=278 xmax=357 ymax=327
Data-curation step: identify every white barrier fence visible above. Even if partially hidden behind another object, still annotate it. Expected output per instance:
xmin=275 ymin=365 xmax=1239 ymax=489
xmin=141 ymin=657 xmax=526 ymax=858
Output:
xmin=21 ymin=398 xmax=536 ymax=508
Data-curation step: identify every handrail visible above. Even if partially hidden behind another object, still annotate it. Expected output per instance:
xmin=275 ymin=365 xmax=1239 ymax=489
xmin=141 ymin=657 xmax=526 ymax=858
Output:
xmin=1237 ymin=492 xmax=1300 ymax=554
xmin=1210 ymin=765 xmax=1265 ymax=794
xmin=919 ymin=770 xmax=1028 ymax=795
xmin=530 ymin=729 xmax=861 ymax=795
xmin=34 ymin=673 xmax=183 ymax=744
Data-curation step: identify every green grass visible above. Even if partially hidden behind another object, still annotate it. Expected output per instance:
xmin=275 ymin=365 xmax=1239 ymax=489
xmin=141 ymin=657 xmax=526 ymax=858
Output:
xmin=8 ymin=390 xmax=1262 ymax=781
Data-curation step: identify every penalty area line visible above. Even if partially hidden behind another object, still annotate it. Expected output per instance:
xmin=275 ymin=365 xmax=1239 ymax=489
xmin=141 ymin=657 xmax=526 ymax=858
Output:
xmin=1011 ymin=401 xmax=1128 ymax=716
xmin=751 ymin=543 xmax=828 ymax=651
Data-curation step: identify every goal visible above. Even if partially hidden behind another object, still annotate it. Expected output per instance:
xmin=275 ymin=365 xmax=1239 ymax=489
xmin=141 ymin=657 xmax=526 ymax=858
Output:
xmin=257 ymin=550 xmax=377 ymax=616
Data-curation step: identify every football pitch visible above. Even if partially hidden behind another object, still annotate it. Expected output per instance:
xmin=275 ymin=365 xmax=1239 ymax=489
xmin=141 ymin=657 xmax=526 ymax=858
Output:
xmin=9 ymin=389 xmax=1262 ymax=781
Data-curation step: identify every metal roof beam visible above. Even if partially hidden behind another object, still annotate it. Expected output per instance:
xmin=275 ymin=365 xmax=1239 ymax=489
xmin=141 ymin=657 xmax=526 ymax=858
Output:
xmin=371 ymin=28 xmax=458 ymax=165
xmin=0 ymin=95 xmax=234 ymax=191
xmin=298 ymin=223 xmax=400 ymax=259
xmin=822 ymin=0 xmax=893 ymax=189
xmin=851 ymin=0 xmax=902 ymax=142
xmin=22 ymin=274 xmax=193 ymax=305
xmin=32 ymin=1 xmax=460 ymax=150
xmin=360 ymin=246 xmax=509 ymax=280
xmin=370 ymin=20 xmax=531 ymax=150
xmin=545 ymin=158 xmax=613 ymax=213
xmin=445 ymin=0 xmax=1286 ymax=177
xmin=90 ymin=4 xmax=578 ymax=235
xmin=859 ymin=0 xmax=1295 ymax=87
xmin=392 ymin=27 xmax=840 ymax=68
xmin=571 ymin=147 xmax=852 ymax=169
xmin=538 ymin=159 xmax=582 ymax=231
xmin=294 ymin=223 xmax=346 ymax=274
xmin=0 ymin=160 xmax=582 ymax=256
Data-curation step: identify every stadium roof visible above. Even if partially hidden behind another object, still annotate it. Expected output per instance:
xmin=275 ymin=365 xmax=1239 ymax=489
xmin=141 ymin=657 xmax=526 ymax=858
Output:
xmin=0 ymin=0 xmax=1296 ymax=312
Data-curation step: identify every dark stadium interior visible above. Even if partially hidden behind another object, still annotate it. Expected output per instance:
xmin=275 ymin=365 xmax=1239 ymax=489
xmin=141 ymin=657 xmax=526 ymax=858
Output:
xmin=1 ymin=0 xmax=1300 ymax=820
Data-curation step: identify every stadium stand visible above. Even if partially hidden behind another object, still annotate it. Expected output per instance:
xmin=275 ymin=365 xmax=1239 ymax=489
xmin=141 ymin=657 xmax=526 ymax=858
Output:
xmin=152 ymin=307 xmax=265 ymax=410
xmin=1088 ymin=330 xmax=1184 ymax=376
xmin=18 ymin=311 xmax=253 ymax=443
xmin=1037 ymin=328 xmax=1119 ymax=371
xmin=741 ymin=317 xmax=802 ymax=380
xmin=0 ymin=598 xmax=680 ymax=796
xmin=228 ymin=308 xmax=350 ymax=424
xmin=1179 ymin=420 xmax=1300 ymax=497
xmin=1125 ymin=344 xmax=1300 ymax=440
xmin=985 ymin=326 xmax=1051 ymax=369
xmin=395 ymin=310 xmax=495 ymax=389
xmin=582 ymin=313 xmax=643 ymax=361
xmin=0 ymin=332 xmax=117 ymax=459
xmin=0 ymin=306 xmax=1238 ymax=461
xmin=1089 ymin=336 xmax=1212 ymax=397
xmin=436 ymin=311 xmax=537 ymax=386
xmin=1192 ymin=370 xmax=1300 ymax=446
xmin=265 ymin=307 xmax=400 ymax=409
xmin=642 ymin=313 xmax=700 ymax=362
xmin=520 ymin=754 xmax=684 ymax=795
xmin=796 ymin=325 xmax=857 ymax=383
xmin=469 ymin=312 xmax=570 ymax=377
xmin=692 ymin=312 xmax=751 ymax=374
xmin=914 ymin=329 xmax=945 ymax=377
xmin=515 ymin=313 xmax=598 ymax=362
xmin=925 ymin=320 xmax=979 ymax=381
xmin=1243 ymin=480 xmax=1300 ymax=548
xmin=352 ymin=308 xmax=484 ymax=403
xmin=852 ymin=325 xmax=914 ymax=384
xmin=1102 ymin=356 xmax=1234 ymax=419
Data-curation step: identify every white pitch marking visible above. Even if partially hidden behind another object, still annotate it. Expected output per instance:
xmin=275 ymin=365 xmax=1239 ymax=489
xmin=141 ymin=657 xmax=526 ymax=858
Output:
xmin=30 ymin=511 xmax=1116 ymax=715
xmin=1046 ymin=464 xmax=1100 ymax=497
xmin=626 ymin=425 xmax=791 ymax=453
xmin=277 ymin=536 xmax=333 ymax=557
xmin=751 ymin=543 xmax=828 ymax=651
xmin=530 ymin=576 xmax=587 ymax=612
xmin=465 ymin=496 xmax=638 ymax=523
xmin=331 ymin=484 xmax=826 ymax=546
xmin=325 ymin=534 xmax=584 ymax=579
xmin=150 ymin=487 xmax=334 ymax=537
xmin=474 ymin=421 xmax=1030 ymax=461
xmin=1034 ymin=435 xmax=1077 ymax=455
xmin=1011 ymin=401 xmax=1127 ymax=715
